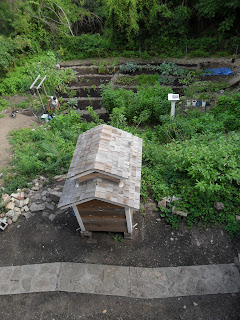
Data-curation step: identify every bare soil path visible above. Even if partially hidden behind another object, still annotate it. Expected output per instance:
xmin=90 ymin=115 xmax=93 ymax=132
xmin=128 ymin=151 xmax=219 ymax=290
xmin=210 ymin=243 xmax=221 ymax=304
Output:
xmin=0 ymin=97 xmax=36 ymax=172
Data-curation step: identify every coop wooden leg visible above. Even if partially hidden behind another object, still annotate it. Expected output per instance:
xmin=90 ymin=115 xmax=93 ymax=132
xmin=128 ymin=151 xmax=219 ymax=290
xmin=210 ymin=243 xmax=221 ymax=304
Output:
xmin=72 ymin=205 xmax=85 ymax=231
xmin=125 ymin=208 xmax=133 ymax=234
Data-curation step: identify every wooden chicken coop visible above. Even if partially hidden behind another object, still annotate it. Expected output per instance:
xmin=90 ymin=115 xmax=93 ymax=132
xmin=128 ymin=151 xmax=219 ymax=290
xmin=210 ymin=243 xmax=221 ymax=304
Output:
xmin=58 ymin=124 xmax=143 ymax=238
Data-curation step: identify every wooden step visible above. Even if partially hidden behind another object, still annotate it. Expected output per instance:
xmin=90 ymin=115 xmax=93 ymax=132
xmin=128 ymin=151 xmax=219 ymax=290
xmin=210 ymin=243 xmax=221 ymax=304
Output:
xmin=62 ymin=97 xmax=102 ymax=109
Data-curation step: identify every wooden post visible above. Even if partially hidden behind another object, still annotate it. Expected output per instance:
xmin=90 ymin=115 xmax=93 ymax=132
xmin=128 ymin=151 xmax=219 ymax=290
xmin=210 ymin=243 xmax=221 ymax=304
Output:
xmin=72 ymin=205 xmax=85 ymax=231
xmin=37 ymin=89 xmax=45 ymax=111
xmin=42 ymin=83 xmax=51 ymax=109
xmin=125 ymin=207 xmax=133 ymax=234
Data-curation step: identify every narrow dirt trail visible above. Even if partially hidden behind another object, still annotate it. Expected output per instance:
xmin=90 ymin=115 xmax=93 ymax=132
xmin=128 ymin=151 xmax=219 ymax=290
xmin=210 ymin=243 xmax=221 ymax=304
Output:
xmin=0 ymin=110 xmax=36 ymax=171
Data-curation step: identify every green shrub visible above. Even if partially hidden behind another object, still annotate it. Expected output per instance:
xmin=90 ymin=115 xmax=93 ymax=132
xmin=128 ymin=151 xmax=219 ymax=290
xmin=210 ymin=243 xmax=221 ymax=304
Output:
xmin=0 ymin=97 xmax=10 ymax=112
xmin=211 ymin=93 xmax=240 ymax=131
xmin=142 ymin=132 xmax=240 ymax=236
xmin=101 ymin=84 xmax=172 ymax=124
xmin=129 ymin=85 xmax=172 ymax=122
xmin=0 ymin=36 xmax=15 ymax=73
xmin=101 ymin=84 xmax=135 ymax=113
xmin=186 ymin=37 xmax=218 ymax=53
xmin=7 ymin=112 xmax=96 ymax=184
xmin=60 ymin=34 xmax=109 ymax=60
xmin=189 ymin=49 xmax=211 ymax=58
xmin=0 ymin=51 xmax=75 ymax=95
xmin=136 ymin=74 xmax=159 ymax=86
xmin=156 ymin=62 xmax=185 ymax=76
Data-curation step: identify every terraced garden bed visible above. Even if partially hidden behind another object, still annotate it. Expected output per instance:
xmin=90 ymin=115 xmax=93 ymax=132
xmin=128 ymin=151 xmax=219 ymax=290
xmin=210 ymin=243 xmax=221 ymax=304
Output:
xmin=59 ymin=59 xmax=236 ymax=121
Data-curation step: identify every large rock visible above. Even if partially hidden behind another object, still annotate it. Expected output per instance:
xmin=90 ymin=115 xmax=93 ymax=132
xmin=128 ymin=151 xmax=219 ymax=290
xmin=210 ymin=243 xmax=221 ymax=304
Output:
xmin=32 ymin=193 xmax=42 ymax=201
xmin=30 ymin=203 xmax=46 ymax=212
xmin=10 ymin=193 xmax=20 ymax=199
xmin=14 ymin=208 xmax=21 ymax=216
xmin=48 ymin=191 xmax=62 ymax=203
xmin=6 ymin=210 xmax=15 ymax=218
xmin=12 ymin=212 xmax=20 ymax=223
xmin=214 ymin=202 xmax=224 ymax=212
xmin=6 ymin=201 xmax=15 ymax=210
xmin=2 ymin=194 xmax=11 ymax=204
xmin=46 ymin=202 xmax=56 ymax=212
xmin=228 ymin=73 xmax=240 ymax=87
xmin=158 ymin=199 xmax=167 ymax=208
xmin=23 ymin=198 xmax=29 ymax=205
xmin=172 ymin=206 xmax=188 ymax=217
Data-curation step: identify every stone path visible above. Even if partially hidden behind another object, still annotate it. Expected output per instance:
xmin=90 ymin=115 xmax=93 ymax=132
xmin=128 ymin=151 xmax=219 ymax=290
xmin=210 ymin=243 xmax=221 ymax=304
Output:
xmin=0 ymin=262 xmax=239 ymax=298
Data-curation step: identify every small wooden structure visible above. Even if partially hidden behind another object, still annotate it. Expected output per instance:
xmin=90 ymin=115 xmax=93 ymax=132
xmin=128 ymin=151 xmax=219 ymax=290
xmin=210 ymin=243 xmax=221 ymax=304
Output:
xmin=58 ymin=124 xmax=143 ymax=238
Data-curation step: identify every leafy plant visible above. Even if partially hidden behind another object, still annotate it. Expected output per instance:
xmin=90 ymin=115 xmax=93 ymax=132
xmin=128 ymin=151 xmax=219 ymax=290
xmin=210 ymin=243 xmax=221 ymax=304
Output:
xmin=87 ymin=106 xmax=103 ymax=124
xmin=0 ymin=97 xmax=10 ymax=112
xmin=0 ymin=36 xmax=15 ymax=74
xmin=119 ymin=62 xmax=137 ymax=73
xmin=156 ymin=62 xmax=185 ymax=76
xmin=67 ymin=98 xmax=78 ymax=108
xmin=101 ymin=83 xmax=172 ymax=125
xmin=0 ymin=51 xmax=75 ymax=95
xmin=115 ymin=75 xmax=136 ymax=85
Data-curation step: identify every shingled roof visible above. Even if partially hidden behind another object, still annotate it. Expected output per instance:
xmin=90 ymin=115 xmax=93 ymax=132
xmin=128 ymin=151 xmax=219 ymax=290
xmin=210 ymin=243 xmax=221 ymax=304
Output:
xmin=58 ymin=124 xmax=143 ymax=210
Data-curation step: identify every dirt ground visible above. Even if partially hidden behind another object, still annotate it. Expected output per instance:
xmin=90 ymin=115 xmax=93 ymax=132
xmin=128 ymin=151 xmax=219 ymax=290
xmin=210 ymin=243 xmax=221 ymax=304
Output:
xmin=0 ymin=196 xmax=240 ymax=319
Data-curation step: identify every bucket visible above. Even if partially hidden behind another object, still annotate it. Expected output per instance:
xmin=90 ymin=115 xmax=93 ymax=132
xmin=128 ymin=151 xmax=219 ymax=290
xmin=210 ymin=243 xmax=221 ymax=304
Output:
xmin=40 ymin=114 xmax=49 ymax=123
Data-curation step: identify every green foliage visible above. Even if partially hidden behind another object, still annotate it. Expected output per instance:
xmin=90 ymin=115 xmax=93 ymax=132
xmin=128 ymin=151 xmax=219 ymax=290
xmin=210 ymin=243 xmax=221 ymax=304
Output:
xmin=119 ymin=62 xmax=137 ymax=73
xmin=0 ymin=51 xmax=75 ymax=95
xmin=186 ymin=37 xmax=218 ymax=54
xmin=87 ymin=106 xmax=104 ymax=124
xmin=156 ymin=62 xmax=185 ymax=76
xmin=0 ymin=97 xmax=10 ymax=112
xmin=212 ymin=93 xmax=240 ymax=131
xmin=6 ymin=112 xmax=96 ymax=188
xmin=67 ymin=98 xmax=78 ymax=108
xmin=0 ymin=36 xmax=15 ymax=73
xmin=104 ymin=0 xmax=139 ymax=42
xmin=115 ymin=75 xmax=136 ymax=85
xmin=196 ymin=0 xmax=240 ymax=35
xmin=189 ymin=50 xmax=211 ymax=58
xmin=137 ymin=74 xmax=158 ymax=86
xmin=142 ymin=132 xmax=240 ymax=236
xmin=101 ymin=84 xmax=135 ymax=113
xmin=109 ymin=107 xmax=127 ymax=128
xmin=101 ymin=83 xmax=172 ymax=124
xmin=60 ymin=34 xmax=109 ymax=60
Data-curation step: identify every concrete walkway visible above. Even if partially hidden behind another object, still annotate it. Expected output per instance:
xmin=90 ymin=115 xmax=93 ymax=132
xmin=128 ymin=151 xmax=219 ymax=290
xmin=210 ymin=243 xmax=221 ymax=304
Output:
xmin=0 ymin=263 xmax=239 ymax=299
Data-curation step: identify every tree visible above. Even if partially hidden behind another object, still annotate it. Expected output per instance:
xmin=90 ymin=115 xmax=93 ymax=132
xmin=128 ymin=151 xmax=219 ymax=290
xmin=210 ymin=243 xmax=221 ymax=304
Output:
xmin=103 ymin=0 xmax=139 ymax=43
xmin=196 ymin=0 xmax=240 ymax=36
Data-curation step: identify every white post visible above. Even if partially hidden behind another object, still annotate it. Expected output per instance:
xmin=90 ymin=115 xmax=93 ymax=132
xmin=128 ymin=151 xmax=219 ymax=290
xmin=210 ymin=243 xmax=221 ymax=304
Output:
xmin=168 ymin=93 xmax=179 ymax=120
xmin=72 ymin=205 xmax=85 ymax=231
xmin=170 ymin=101 xmax=176 ymax=119
xmin=125 ymin=208 xmax=133 ymax=234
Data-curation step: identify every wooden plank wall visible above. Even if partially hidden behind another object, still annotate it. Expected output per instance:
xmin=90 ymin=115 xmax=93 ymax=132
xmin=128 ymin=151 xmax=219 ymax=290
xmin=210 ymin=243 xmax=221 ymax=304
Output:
xmin=77 ymin=200 xmax=128 ymax=232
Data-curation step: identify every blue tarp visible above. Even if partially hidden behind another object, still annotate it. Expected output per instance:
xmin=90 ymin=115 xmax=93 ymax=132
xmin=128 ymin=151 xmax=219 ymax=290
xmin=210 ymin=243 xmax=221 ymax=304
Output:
xmin=204 ymin=67 xmax=234 ymax=76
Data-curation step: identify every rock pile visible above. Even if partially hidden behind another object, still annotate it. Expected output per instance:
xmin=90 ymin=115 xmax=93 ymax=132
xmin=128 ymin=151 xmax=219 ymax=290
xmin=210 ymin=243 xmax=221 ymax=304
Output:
xmin=158 ymin=195 xmax=188 ymax=217
xmin=0 ymin=174 xmax=68 ymax=231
